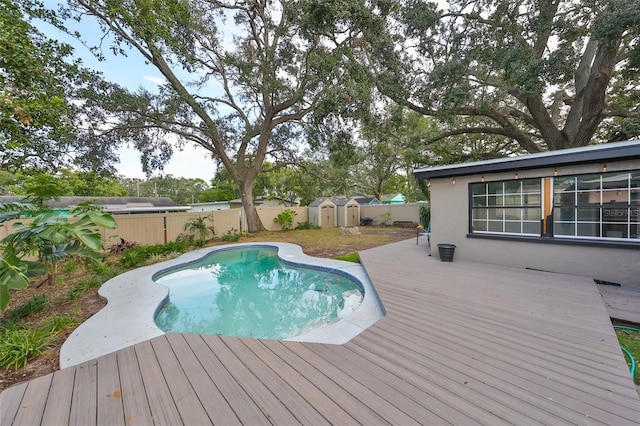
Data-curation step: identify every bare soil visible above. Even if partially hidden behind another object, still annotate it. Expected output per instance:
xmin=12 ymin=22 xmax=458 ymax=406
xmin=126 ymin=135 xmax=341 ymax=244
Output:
xmin=0 ymin=226 xmax=416 ymax=392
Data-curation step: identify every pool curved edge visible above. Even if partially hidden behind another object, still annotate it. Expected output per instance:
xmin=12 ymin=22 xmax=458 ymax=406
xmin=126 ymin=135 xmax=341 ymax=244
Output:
xmin=59 ymin=242 xmax=386 ymax=369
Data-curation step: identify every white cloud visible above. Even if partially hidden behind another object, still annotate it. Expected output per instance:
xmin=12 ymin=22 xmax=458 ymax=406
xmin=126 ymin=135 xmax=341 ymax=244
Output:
xmin=117 ymin=145 xmax=217 ymax=181
xmin=143 ymin=75 xmax=166 ymax=85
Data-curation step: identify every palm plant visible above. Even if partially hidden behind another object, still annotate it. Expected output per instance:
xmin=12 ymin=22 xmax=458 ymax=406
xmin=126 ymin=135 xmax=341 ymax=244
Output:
xmin=0 ymin=203 xmax=116 ymax=310
xmin=183 ymin=216 xmax=214 ymax=241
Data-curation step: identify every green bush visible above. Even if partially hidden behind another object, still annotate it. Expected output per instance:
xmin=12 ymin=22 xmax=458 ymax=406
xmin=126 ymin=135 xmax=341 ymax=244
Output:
xmin=120 ymin=241 xmax=189 ymax=267
xmin=295 ymin=221 xmax=316 ymax=230
xmin=274 ymin=209 xmax=298 ymax=231
xmin=222 ymin=230 xmax=240 ymax=242
xmin=419 ymin=204 xmax=431 ymax=229
xmin=120 ymin=246 xmax=149 ymax=267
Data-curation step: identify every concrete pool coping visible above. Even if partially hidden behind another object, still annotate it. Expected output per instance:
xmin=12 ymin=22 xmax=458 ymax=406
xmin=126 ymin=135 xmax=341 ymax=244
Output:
xmin=59 ymin=242 xmax=386 ymax=368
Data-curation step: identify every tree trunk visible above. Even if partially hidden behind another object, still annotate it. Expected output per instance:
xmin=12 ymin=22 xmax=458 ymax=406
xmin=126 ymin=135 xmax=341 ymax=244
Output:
xmin=240 ymin=181 xmax=264 ymax=233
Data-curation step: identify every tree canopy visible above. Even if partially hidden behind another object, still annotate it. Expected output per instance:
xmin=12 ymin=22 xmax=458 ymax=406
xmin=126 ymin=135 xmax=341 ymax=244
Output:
xmin=63 ymin=0 xmax=367 ymax=231
xmin=361 ymin=0 xmax=640 ymax=153
xmin=0 ymin=0 xmax=117 ymax=172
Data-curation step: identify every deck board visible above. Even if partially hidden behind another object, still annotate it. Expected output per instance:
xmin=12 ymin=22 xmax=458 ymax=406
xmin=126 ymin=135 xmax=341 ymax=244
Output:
xmin=10 ymin=374 xmax=52 ymax=425
xmin=0 ymin=381 xmax=25 ymax=425
xmin=40 ymin=366 xmax=75 ymax=425
xmin=191 ymin=334 xmax=268 ymax=425
xmin=221 ymin=337 xmax=329 ymax=425
xmin=116 ymin=345 xmax=154 ymax=426
xmin=1 ymin=238 xmax=639 ymax=425
xmin=96 ymin=353 xmax=125 ymax=426
xmin=150 ymin=335 xmax=212 ymax=425
xmin=69 ymin=358 xmax=97 ymax=425
xmin=165 ymin=333 xmax=240 ymax=425
xmin=134 ymin=340 xmax=183 ymax=425
xmin=240 ymin=338 xmax=357 ymax=424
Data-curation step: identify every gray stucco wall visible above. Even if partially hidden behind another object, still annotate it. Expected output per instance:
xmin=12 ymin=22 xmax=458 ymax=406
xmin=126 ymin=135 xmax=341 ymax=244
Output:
xmin=429 ymin=160 xmax=640 ymax=289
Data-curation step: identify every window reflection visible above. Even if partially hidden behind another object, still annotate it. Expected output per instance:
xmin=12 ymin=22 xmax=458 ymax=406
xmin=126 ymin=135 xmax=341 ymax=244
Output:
xmin=470 ymin=178 xmax=542 ymax=236
xmin=553 ymin=171 xmax=638 ymax=240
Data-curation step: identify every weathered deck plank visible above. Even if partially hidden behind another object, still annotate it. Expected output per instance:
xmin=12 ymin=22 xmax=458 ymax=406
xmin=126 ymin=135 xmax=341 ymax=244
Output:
xmin=40 ymin=365 xmax=75 ymax=425
xmin=165 ymin=333 xmax=240 ymax=425
xmin=240 ymin=337 xmax=358 ymax=424
xmin=1 ymin=238 xmax=639 ymax=425
xmin=221 ymin=336 xmax=329 ymax=425
xmin=116 ymin=345 xmax=154 ymax=426
xmin=199 ymin=334 xmax=300 ymax=424
xmin=133 ymin=339 xmax=183 ymax=425
xmin=0 ymin=381 xmax=26 ymax=425
xmin=96 ymin=353 xmax=125 ymax=426
xmin=69 ymin=358 xmax=97 ymax=425
xmin=10 ymin=374 xmax=52 ymax=425
xmin=188 ymin=334 xmax=268 ymax=425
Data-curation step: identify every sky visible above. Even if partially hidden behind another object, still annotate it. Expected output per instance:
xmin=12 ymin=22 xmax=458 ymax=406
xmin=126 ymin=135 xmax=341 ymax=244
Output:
xmin=34 ymin=1 xmax=219 ymax=182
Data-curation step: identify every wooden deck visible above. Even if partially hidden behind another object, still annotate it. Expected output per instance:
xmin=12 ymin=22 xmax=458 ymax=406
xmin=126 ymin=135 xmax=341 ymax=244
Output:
xmin=1 ymin=239 xmax=639 ymax=425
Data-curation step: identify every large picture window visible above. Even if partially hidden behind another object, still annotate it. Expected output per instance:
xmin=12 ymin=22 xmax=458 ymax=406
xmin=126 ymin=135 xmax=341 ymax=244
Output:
xmin=470 ymin=178 xmax=542 ymax=236
xmin=553 ymin=171 xmax=640 ymax=240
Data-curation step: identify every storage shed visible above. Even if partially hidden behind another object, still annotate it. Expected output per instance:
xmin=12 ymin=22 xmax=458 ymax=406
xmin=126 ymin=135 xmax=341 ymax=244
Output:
xmin=333 ymin=197 xmax=360 ymax=227
xmin=308 ymin=197 xmax=337 ymax=228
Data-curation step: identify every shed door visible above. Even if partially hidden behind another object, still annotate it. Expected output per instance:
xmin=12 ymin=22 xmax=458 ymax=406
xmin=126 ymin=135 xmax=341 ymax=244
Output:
xmin=322 ymin=205 xmax=335 ymax=227
xmin=346 ymin=205 xmax=358 ymax=226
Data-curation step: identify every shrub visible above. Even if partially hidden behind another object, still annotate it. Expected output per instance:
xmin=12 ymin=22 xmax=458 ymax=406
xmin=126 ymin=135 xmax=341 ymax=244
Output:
xmin=222 ymin=229 xmax=240 ymax=242
xmin=274 ymin=209 xmax=298 ymax=231
xmin=295 ymin=221 xmax=316 ymax=230
xmin=107 ymin=238 xmax=137 ymax=253
xmin=120 ymin=242 xmax=189 ymax=268
xmin=419 ymin=204 xmax=431 ymax=229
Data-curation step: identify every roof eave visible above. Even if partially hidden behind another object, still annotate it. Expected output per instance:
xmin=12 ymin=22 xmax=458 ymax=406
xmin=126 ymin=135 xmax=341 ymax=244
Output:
xmin=413 ymin=141 xmax=640 ymax=180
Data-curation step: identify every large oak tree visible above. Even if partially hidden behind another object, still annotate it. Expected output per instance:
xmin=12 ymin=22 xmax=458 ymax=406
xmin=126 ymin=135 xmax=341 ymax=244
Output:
xmin=64 ymin=0 xmax=364 ymax=231
xmin=363 ymin=0 xmax=640 ymax=153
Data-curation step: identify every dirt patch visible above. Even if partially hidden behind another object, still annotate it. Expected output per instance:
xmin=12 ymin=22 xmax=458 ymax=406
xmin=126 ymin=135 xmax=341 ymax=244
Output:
xmin=0 ymin=226 xmax=416 ymax=392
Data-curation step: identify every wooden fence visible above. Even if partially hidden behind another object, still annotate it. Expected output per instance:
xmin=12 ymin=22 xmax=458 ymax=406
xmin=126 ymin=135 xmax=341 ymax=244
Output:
xmin=0 ymin=204 xmax=420 ymax=247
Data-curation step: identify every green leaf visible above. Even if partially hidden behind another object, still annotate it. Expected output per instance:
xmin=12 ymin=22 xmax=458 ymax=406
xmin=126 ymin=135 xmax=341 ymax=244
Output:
xmin=85 ymin=211 xmax=117 ymax=229
xmin=0 ymin=285 xmax=10 ymax=311
xmin=0 ymin=253 xmax=30 ymax=291
xmin=70 ymin=226 xmax=103 ymax=252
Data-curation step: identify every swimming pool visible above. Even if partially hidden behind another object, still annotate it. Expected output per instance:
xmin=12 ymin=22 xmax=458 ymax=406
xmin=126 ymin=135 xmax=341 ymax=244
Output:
xmin=154 ymin=246 xmax=365 ymax=339
xmin=60 ymin=243 xmax=386 ymax=368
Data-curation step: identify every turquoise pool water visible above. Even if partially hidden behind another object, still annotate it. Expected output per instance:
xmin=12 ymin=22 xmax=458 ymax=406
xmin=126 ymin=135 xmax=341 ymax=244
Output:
xmin=154 ymin=247 xmax=364 ymax=339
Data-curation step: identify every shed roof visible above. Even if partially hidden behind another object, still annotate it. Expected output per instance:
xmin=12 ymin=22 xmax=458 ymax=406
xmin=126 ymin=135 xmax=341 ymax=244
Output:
xmin=352 ymin=196 xmax=381 ymax=205
xmin=332 ymin=197 xmax=358 ymax=206
xmin=413 ymin=139 xmax=640 ymax=180
xmin=309 ymin=197 xmax=335 ymax=207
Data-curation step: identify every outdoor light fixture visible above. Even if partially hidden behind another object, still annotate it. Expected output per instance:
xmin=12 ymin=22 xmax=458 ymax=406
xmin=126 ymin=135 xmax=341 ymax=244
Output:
xmin=481 ymin=176 xmax=485 ymax=182
xmin=554 ymin=169 xmax=558 ymax=176
xmin=602 ymin=164 xmax=607 ymax=173
xmin=514 ymin=172 xmax=519 ymax=180
xmin=452 ymin=178 xmax=456 ymax=185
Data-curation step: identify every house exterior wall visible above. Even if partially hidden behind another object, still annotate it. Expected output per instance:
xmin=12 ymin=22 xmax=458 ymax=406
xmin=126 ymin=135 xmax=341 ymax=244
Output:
xmin=429 ymin=160 xmax=640 ymax=289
